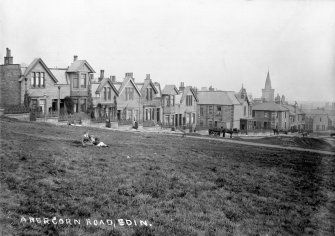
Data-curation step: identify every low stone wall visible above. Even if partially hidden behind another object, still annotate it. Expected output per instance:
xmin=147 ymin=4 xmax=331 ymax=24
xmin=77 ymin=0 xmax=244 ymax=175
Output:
xmin=5 ymin=113 xmax=30 ymax=121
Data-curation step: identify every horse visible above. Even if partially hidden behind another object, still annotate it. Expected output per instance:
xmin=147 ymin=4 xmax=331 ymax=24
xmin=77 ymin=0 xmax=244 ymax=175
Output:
xmin=273 ymin=128 xmax=279 ymax=135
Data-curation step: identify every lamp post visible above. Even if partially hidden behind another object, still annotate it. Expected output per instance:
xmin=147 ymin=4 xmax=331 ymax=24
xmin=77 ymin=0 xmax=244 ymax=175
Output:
xmin=44 ymin=93 xmax=47 ymax=122
xmin=58 ymin=86 xmax=61 ymax=118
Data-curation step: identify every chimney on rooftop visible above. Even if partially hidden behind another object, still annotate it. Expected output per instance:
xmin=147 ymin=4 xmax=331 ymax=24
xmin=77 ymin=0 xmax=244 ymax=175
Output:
xmin=145 ymin=74 xmax=150 ymax=80
xmin=73 ymin=55 xmax=78 ymax=62
xmin=99 ymin=70 xmax=104 ymax=82
xmin=111 ymin=75 xmax=116 ymax=83
xmin=125 ymin=72 xmax=134 ymax=81
xmin=4 ymin=48 xmax=13 ymax=65
xmin=179 ymin=82 xmax=185 ymax=92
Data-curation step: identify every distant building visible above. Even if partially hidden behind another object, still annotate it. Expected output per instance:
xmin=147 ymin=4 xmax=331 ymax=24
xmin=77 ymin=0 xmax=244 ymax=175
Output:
xmin=252 ymin=102 xmax=290 ymax=130
xmin=282 ymin=102 xmax=306 ymax=131
xmin=303 ymin=108 xmax=329 ymax=131
xmin=197 ymin=89 xmax=252 ymax=130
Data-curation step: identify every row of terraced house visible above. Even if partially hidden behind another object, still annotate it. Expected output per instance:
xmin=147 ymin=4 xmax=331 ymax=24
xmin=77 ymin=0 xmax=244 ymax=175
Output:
xmin=1 ymin=48 xmax=330 ymax=132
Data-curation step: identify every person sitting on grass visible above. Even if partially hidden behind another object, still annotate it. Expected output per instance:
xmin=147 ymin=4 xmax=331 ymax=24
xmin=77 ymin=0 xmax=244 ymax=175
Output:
xmin=82 ymin=131 xmax=108 ymax=147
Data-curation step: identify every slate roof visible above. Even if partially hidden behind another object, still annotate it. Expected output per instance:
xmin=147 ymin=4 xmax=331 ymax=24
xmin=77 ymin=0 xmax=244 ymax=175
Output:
xmin=180 ymin=86 xmax=199 ymax=103
xmin=137 ymin=79 xmax=158 ymax=95
xmin=95 ymin=78 xmax=119 ymax=95
xmin=197 ymin=91 xmax=239 ymax=105
xmin=67 ymin=60 xmax=95 ymax=73
xmin=114 ymin=77 xmax=141 ymax=96
xmin=49 ymin=68 xmax=68 ymax=84
xmin=162 ymin=85 xmax=179 ymax=95
xmin=253 ymin=102 xmax=289 ymax=111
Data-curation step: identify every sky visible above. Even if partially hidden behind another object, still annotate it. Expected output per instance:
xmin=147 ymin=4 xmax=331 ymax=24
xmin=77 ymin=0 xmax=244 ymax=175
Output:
xmin=1 ymin=0 xmax=334 ymax=103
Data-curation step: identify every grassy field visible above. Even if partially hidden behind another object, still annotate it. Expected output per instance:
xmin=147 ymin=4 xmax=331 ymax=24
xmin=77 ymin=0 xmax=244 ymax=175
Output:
xmin=0 ymin=117 xmax=334 ymax=236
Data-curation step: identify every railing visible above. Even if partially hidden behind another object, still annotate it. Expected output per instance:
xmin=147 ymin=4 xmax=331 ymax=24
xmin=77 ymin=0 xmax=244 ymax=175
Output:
xmin=4 ymin=105 xmax=30 ymax=114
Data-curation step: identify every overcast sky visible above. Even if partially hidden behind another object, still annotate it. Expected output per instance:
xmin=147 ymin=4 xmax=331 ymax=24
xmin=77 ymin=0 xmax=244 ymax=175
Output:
xmin=1 ymin=0 xmax=334 ymax=103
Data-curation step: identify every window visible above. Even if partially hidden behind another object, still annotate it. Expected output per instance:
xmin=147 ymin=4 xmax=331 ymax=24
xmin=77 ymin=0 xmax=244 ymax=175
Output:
xmin=73 ymin=74 xmax=79 ymax=88
xmin=285 ymin=112 xmax=287 ymax=119
xmin=186 ymin=95 xmax=193 ymax=106
xmin=104 ymin=88 xmax=107 ymax=100
xmin=264 ymin=112 xmax=269 ymax=118
xmin=208 ymin=120 xmax=213 ymax=127
xmin=192 ymin=113 xmax=195 ymax=124
xmin=252 ymin=111 xmax=255 ymax=117
xmin=73 ymin=99 xmax=78 ymax=113
xmin=244 ymin=106 xmax=246 ymax=116
xmin=320 ymin=117 xmax=322 ymax=122
xmin=40 ymin=72 xmax=45 ymax=87
xmin=31 ymin=72 xmax=45 ymax=88
xmin=108 ymin=87 xmax=111 ymax=100
xmin=322 ymin=125 xmax=325 ymax=131
xmin=166 ymin=96 xmax=170 ymax=107
xmin=147 ymin=88 xmax=153 ymax=100
xmin=80 ymin=74 xmax=87 ymax=88
xmin=126 ymin=88 xmax=134 ymax=100
xmin=200 ymin=106 xmax=204 ymax=116
xmin=216 ymin=106 xmax=221 ymax=115
xmin=209 ymin=105 xmax=213 ymax=115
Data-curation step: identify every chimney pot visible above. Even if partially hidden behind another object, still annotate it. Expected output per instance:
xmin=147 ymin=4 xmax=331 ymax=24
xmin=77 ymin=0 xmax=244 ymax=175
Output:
xmin=111 ymin=75 xmax=116 ymax=83
xmin=4 ymin=48 xmax=13 ymax=65
xmin=74 ymin=55 xmax=78 ymax=62
xmin=146 ymin=74 xmax=150 ymax=80
xmin=6 ymin=48 xmax=11 ymax=57
xmin=99 ymin=70 xmax=104 ymax=82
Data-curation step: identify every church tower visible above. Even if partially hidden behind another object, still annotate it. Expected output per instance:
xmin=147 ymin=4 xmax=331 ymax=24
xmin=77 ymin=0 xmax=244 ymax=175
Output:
xmin=261 ymin=70 xmax=274 ymax=102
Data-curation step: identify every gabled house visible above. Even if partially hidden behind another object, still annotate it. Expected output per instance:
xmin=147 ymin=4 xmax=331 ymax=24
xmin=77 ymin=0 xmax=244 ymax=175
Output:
xmin=235 ymin=85 xmax=254 ymax=131
xmin=162 ymin=84 xmax=179 ymax=126
xmin=197 ymin=91 xmax=242 ymax=129
xmin=19 ymin=58 xmax=67 ymax=114
xmin=252 ymin=103 xmax=290 ymax=130
xmin=176 ymin=82 xmax=198 ymax=128
xmin=67 ymin=56 xmax=95 ymax=113
xmin=282 ymin=102 xmax=306 ymax=131
xmin=91 ymin=70 xmax=119 ymax=120
xmin=136 ymin=74 xmax=162 ymax=124
xmin=113 ymin=72 xmax=142 ymax=122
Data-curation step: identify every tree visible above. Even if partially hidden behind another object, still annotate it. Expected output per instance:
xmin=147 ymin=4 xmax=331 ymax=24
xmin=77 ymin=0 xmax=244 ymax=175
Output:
xmin=64 ymin=96 xmax=74 ymax=114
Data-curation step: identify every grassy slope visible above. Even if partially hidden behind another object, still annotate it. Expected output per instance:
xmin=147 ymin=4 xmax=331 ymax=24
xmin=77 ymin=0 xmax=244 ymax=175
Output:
xmin=0 ymin=117 xmax=334 ymax=236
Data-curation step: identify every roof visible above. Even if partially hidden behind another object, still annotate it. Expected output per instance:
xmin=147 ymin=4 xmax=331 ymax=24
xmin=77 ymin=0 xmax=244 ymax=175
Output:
xmin=180 ymin=86 xmax=199 ymax=103
xmin=226 ymin=91 xmax=241 ymax=105
xmin=95 ymin=78 xmax=119 ymax=95
xmin=282 ymin=104 xmax=305 ymax=115
xmin=19 ymin=58 xmax=58 ymax=83
xmin=116 ymin=77 xmax=141 ymax=96
xmin=137 ymin=79 xmax=158 ymax=95
xmin=303 ymin=109 xmax=328 ymax=115
xmin=253 ymin=102 xmax=289 ymax=112
xmin=49 ymin=68 xmax=68 ymax=84
xmin=197 ymin=91 xmax=240 ymax=105
xmin=67 ymin=60 xmax=95 ymax=73
xmin=162 ymin=85 xmax=179 ymax=95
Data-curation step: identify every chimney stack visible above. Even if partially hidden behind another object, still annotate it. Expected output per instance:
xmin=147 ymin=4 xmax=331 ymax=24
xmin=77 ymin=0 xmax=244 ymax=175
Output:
xmin=73 ymin=55 xmax=78 ymax=62
xmin=179 ymin=82 xmax=185 ymax=92
xmin=145 ymin=74 xmax=150 ymax=80
xmin=99 ymin=70 xmax=104 ymax=82
xmin=125 ymin=72 xmax=134 ymax=81
xmin=4 ymin=48 xmax=13 ymax=65
xmin=111 ymin=75 xmax=116 ymax=83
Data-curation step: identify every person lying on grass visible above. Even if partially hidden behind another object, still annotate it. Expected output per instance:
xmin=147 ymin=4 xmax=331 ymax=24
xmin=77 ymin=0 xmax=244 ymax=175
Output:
xmin=82 ymin=131 xmax=108 ymax=147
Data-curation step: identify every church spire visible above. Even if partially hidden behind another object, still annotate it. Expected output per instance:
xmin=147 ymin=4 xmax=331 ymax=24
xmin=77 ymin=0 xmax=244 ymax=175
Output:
xmin=265 ymin=70 xmax=272 ymax=89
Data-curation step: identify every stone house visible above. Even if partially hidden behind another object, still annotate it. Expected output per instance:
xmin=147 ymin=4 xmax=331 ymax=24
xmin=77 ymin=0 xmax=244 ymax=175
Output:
xmin=112 ymin=72 xmax=142 ymax=122
xmin=235 ymin=86 xmax=254 ymax=131
xmin=282 ymin=102 xmax=306 ymax=131
xmin=197 ymin=91 xmax=242 ymax=129
xmin=252 ymin=103 xmax=290 ymax=130
xmin=161 ymin=83 xmax=198 ymax=128
xmin=136 ymin=74 xmax=162 ymax=124
xmin=91 ymin=70 xmax=119 ymax=120
xmin=303 ymin=109 xmax=329 ymax=131
xmin=0 ymin=49 xmax=95 ymax=115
